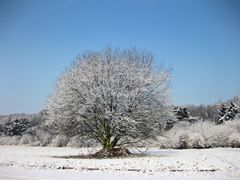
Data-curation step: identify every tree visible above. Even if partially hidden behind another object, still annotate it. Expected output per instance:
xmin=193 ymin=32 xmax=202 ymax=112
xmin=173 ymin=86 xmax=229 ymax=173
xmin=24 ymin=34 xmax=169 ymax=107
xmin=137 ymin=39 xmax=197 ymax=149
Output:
xmin=187 ymin=104 xmax=219 ymax=122
xmin=46 ymin=48 xmax=171 ymax=151
xmin=173 ymin=106 xmax=189 ymax=121
xmin=217 ymin=102 xmax=239 ymax=124
xmin=173 ymin=106 xmax=198 ymax=123
xmin=4 ymin=119 xmax=31 ymax=136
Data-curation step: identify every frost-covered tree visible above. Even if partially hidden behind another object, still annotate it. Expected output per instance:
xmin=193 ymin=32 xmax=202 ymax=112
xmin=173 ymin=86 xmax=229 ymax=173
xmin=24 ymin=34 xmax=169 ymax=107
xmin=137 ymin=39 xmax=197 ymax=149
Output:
xmin=46 ymin=48 xmax=171 ymax=150
xmin=173 ymin=106 xmax=198 ymax=123
xmin=187 ymin=104 xmax=219 ymax=122
xmin=217 ymin=102 xmax=239 ymax=124
xmin=4 ymin=119 xmax=31 ymax=136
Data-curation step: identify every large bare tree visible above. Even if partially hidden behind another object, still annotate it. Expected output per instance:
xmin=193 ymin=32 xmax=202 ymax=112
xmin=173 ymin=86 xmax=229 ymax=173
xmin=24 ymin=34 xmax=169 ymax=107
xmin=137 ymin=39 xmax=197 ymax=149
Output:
xmin=46 ymin=48 xmax=171 ymax=150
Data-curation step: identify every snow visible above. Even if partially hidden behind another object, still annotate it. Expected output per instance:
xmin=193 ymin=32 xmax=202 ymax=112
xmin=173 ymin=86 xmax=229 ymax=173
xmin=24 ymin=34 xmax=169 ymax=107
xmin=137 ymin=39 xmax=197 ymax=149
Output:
xmin=0 ymin=146 xmax=240 ymax=179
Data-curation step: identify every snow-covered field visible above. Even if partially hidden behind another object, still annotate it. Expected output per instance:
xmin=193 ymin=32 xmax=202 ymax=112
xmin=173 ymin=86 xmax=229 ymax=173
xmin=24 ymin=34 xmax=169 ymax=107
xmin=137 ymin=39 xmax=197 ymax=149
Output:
xmin=0 ymin=146 xmax=240 ymax=180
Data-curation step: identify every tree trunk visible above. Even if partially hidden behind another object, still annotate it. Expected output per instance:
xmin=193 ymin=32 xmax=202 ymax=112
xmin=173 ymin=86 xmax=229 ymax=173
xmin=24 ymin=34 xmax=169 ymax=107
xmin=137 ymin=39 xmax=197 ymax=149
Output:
xmin=102 ymin=136 xmax=120 ymax=150
xmin=110 ymin=136 xmax=120 ymax=148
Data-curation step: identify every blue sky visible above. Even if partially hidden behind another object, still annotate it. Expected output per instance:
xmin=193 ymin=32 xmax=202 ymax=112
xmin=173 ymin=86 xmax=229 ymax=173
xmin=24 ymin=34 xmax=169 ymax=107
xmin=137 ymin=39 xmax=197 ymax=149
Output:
xmin=0 ymin=0 xmax=240 ymax=114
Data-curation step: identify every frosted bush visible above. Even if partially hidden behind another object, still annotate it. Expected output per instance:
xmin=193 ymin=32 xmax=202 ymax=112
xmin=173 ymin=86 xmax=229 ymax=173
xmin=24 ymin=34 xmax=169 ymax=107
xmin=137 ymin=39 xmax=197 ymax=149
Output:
xmin=175 ymin=131 xmax=204 ymax=149
xmin=177 ymin=131 xmax=192 ymax=149
xmin=228 ymin=133 xmax=240 ymax=147
xmin=20 ymin=134 xmax=34 ymax=144
xmin=190 ymin=133 xmax=205 ymax=148
xmin=0 ymin=135 xmax=21 ymax=145
xmin=163 ymin=123 xmax=207 ymax=149
xmin=10 ymin=136 xmax=22 ymax=145
xmin=51 ymin=135 xmax=68 ymax=147
xmin=157 ymin=136 xmax=170 ymax=149
xmin=197 ymin=121 xmax=234 ymax=147
xmin=161 ymin=118 xmax=240 ymax=149
xmin=187 ymin=121 xmax=210 ymax=136
xmin=162 ymin=128 xmax=184 ymax=148
xmin=225 ymin=118 xmax=240 ymax=133
xmin=39 ymin=133 xmax=52 ymax=146
xmin=35 ymin=130 xmax=53 ymax=146
xmin=0 ymin=136 xmax=9 ymax=145
xmin=20 ymin=134 xmax=40 ymax=146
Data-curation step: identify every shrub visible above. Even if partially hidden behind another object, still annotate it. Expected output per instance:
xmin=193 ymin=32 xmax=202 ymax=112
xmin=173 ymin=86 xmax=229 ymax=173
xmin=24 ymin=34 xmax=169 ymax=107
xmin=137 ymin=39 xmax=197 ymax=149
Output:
xmin=226 ymin=118 xmax=240 ymax=133
xmin=19 ymin=134 xmax=33 ymax=144
xmin=228 ymin=133 xmax=240 ymax=147
xmin=177 ymin=131 xmax=191 ymax=149
xmin=0 ymin=135 xmax=21 ymax=145
xmin=51 ymin=135 xmax=68 ymax=147
xmin=190 ymin=133 xmax=205 ymax=148
xmin=160 ymin=118 xmax=240 ymax=149
xmin=19 ymin=134 xmax=40 ymax=146
xmin=34 ymin=129 xmax=53 ymax=146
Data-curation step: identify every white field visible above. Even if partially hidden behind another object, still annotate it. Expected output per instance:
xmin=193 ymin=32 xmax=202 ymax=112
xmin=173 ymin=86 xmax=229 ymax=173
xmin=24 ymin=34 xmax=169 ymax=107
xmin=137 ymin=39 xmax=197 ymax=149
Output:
xmin=0 ymin=146 xmax=240 ymax=180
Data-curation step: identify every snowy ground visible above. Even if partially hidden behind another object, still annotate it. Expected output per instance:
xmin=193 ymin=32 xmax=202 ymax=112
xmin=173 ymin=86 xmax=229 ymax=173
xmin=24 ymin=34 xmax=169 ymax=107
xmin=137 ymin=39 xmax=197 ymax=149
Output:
xmin=0 ymin=146 xmax=239 ymax=180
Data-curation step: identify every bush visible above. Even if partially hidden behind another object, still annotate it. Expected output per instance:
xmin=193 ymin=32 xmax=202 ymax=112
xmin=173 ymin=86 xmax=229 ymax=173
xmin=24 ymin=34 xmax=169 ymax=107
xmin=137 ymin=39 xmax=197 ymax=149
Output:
xmin=0 ymin=135 xmax=21 ymax=145
xmin=19 ymin=134 xmax=40 ymax=146
xmin=169 ymin=131 xmax=204 ymax=149
xmin=51 ymin=135 xmax=68 ymax=147
xmin=226 ymin=118 xmax=240 ymax=133
xmin=20 ymin=134 xmax=33 ymax=144
xmin=34 ymin=129 xmax=53 ymax=146
xmin=159 ymin=118 xmax=240 ymax=149
xmin=228 ymin=133 xmax=240 ymax=147
xmin=205 ymin=125 xmax=230 ymax=147
xmin=190 ymin=133 xmax=205 ymax=148
xmin=38 ymin=132 xmax=53 ymax=146
xmin=177 ymin=131 xmax=191 ymax=149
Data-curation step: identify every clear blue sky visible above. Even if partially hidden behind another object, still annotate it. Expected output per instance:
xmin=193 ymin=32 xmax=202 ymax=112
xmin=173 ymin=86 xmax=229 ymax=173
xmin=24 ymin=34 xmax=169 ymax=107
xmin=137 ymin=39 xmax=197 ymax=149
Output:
xmin=0 ymin=0 xmax=240 ymax=114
